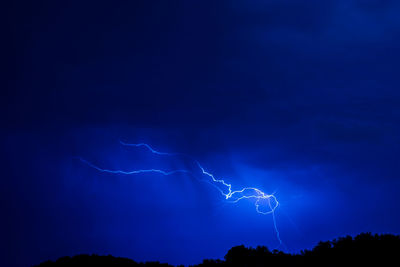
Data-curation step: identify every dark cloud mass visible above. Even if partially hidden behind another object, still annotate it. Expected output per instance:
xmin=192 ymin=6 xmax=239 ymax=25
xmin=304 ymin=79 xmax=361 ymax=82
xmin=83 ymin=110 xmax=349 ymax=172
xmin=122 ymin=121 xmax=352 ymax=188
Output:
xmin=2 ymin=1 xmax=400 ymax=266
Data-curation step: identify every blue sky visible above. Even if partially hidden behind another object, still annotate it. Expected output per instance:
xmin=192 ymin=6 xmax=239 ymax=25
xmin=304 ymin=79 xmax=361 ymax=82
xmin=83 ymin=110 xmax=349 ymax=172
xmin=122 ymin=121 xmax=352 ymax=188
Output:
xmin=2 ymin=1 xmax=400 ymax=266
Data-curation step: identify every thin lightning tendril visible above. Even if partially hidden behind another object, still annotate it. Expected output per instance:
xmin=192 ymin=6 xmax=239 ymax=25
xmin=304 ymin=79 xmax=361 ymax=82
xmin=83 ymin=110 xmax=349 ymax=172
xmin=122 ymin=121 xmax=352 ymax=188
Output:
xmin=79 ymin=141 xmax=282 ymax=246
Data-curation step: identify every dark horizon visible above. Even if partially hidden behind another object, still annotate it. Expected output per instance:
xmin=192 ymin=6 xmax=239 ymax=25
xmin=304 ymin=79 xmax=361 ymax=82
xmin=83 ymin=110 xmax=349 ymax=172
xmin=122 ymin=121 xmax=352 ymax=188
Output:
xmin=3 ymin=1 xmax=400 ymax=266
xmin=34 ymin=233 xmax=400 ymax=267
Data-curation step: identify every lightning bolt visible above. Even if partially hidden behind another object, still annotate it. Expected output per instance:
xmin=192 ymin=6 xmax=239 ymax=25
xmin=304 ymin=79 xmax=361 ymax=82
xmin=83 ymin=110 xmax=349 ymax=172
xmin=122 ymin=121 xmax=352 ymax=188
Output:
xmin=79 ymin=141 xmax=282 ymax=246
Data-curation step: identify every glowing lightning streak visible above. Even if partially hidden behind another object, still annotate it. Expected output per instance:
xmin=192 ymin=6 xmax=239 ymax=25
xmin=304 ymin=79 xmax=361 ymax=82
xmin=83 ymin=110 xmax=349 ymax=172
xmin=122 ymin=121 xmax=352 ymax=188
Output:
xmin=79 ymin=141 xmax=282 ymax=246
xmin=78 ymin=158 xmax=190 ymax=176
xmin=119 ymin=141 xmax=181 ymax=156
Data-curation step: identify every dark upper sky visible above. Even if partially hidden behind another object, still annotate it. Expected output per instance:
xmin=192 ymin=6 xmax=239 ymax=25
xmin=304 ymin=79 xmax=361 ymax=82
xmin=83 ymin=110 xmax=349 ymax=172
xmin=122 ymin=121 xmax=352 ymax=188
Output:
xmin=2 ymin=0 xmax=400 ymax=266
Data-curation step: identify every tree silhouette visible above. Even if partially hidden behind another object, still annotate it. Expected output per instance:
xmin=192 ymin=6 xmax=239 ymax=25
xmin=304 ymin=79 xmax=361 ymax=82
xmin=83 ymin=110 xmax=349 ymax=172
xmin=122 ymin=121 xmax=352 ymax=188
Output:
xmin=34 ymin=233 xmax=400 ymax=267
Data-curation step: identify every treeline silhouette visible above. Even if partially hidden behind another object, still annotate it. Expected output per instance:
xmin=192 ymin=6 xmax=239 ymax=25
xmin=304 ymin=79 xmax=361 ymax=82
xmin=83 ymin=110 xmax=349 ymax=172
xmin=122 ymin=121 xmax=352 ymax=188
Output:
xmin=35 ymin=233 xmax=400 ymax=266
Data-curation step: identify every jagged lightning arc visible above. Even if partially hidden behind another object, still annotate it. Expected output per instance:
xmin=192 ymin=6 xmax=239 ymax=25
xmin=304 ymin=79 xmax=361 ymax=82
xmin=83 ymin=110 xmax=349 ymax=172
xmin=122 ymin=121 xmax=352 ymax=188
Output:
xmin=79 ymin=141 xmax=282 ymax=245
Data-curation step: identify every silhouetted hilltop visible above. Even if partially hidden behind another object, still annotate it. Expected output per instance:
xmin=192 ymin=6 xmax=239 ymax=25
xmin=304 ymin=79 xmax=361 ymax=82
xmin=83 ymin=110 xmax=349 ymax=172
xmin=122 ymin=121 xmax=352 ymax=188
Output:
xmin=36 ymin=254 xmax=174 ymax=267
xmin=34 ymin=233 xmax=400 ymax=266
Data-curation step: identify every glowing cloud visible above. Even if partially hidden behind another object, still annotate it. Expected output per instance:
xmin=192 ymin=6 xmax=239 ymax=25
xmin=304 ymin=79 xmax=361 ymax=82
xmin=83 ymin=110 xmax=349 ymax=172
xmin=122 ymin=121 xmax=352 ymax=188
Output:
xmin=79 ymin=141 xmax=282 ymax=245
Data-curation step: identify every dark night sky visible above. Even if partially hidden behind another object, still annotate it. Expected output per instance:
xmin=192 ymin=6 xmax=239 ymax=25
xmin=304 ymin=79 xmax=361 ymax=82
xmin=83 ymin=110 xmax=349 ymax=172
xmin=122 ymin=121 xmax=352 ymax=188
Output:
xmin=2 ymin=1 xmax=400 ymax=266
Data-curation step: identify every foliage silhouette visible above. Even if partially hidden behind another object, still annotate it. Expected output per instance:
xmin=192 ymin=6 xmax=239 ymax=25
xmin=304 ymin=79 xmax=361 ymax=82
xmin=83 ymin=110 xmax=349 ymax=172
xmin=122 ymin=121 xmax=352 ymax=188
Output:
xmin=34 ymin=233 xmax=400 ymax=266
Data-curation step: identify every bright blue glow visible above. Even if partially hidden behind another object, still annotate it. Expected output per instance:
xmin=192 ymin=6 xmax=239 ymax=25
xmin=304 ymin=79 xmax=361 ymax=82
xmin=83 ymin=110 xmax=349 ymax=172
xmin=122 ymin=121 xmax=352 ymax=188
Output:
xmin=80 ymin=141 xmax=282 ymax=245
